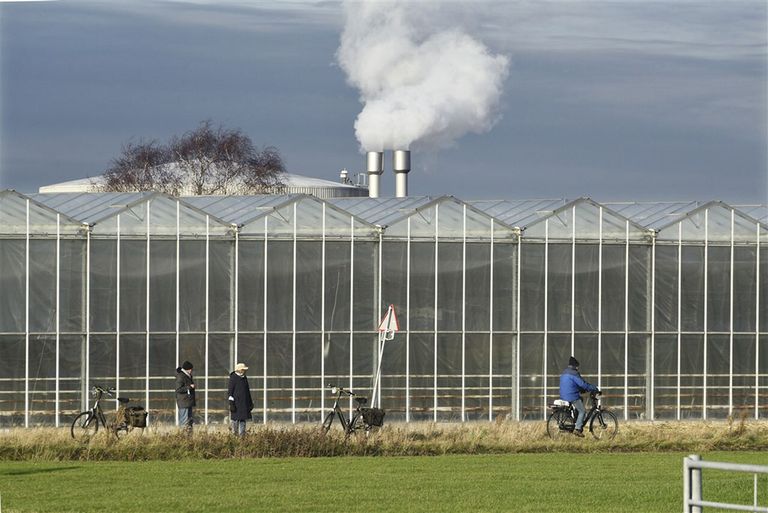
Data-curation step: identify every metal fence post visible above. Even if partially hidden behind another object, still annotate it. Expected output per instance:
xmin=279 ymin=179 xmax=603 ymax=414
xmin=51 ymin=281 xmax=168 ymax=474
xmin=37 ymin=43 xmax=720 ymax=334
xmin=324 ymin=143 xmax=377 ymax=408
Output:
xmin=685 ymin=454 xmax=702 ymax=513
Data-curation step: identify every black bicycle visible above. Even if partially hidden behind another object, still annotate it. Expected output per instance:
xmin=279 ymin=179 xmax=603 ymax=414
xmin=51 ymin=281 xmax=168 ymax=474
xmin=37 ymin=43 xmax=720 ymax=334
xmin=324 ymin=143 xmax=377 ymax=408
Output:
xmin=546 ymin=390 xmax=618 ymax=440
xmin=321 ymin=384 xmax=385 ymax=439
xmin=71 ymin=385 xmax=147 ymax=441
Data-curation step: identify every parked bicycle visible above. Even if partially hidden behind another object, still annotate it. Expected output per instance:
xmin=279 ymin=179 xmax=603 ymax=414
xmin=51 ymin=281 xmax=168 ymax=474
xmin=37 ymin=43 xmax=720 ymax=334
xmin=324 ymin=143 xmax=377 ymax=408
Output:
xmin=546 ymin=390 xmax=618 ymax=440
xmin=70 ymin=385 xmax=148 ymax=441
xmin=321 ymin=384 xmax=385 ymax=439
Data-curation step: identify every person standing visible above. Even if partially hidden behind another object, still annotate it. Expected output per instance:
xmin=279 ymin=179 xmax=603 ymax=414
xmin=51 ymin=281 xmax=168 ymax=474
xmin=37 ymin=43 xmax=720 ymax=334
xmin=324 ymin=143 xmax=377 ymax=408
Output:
xmin=228 ymin=362 xmax=254 ymax=437
xmin=175 ymin=360 xmax=196 ymax=434
xmin=558 ymin=356 xmax=599 ymax=437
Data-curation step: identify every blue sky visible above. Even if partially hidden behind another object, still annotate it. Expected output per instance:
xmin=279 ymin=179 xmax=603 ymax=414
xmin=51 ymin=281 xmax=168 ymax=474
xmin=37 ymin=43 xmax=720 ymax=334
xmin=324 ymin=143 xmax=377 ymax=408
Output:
xmin=1 ymin=0 xmax=766 ymax=203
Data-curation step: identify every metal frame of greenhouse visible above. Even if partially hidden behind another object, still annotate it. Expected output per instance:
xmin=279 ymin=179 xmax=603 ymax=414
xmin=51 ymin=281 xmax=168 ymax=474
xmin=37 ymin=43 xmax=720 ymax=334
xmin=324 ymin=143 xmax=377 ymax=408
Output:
xmin=0 ymin=189 xmax=766 ymax=427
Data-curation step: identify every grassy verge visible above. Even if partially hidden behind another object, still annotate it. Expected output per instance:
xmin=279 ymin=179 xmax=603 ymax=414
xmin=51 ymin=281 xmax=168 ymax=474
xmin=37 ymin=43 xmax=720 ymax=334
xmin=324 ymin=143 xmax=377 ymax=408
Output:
xmin=0 ymin=420 xmax=766 ymax=461
xmin=0 ymin=452 xmax=766 ymax=513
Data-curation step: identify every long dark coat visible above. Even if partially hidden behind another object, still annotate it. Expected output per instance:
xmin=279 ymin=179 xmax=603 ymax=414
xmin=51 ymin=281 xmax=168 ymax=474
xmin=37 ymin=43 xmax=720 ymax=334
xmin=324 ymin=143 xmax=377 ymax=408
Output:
xmin=228 ymin=372 xmax=254 ymax=421
xmin=175 ymin=367 xmax=196 ymax=408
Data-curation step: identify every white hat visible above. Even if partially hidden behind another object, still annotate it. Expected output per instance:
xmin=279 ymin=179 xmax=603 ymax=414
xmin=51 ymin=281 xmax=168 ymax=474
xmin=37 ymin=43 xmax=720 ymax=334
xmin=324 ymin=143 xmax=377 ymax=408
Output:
xmin=234 ymin=363 xmax=249 ymax=372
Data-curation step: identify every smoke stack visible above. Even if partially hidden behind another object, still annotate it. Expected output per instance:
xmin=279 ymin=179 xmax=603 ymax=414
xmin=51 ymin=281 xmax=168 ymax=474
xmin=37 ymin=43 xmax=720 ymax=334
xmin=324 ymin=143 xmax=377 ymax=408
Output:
xmin=393 ymin=150 xmax=410 ymax=198
xmin=366 ymin=151 xmax=384 ymax=198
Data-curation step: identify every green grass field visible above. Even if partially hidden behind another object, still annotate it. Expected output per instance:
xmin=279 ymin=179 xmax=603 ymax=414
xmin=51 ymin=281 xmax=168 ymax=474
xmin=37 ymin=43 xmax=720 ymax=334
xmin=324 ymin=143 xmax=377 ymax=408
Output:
xmin=1 ymin=452 xmax=766 ymax=513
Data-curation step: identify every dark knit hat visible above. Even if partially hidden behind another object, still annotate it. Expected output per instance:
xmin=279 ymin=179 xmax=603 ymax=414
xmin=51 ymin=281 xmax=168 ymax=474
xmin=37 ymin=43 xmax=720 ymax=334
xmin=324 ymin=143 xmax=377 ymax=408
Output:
xmin=568 ymin=356 xmax=579 ymax=368
xmin=181 ymin=361 xmax=194 ymax=370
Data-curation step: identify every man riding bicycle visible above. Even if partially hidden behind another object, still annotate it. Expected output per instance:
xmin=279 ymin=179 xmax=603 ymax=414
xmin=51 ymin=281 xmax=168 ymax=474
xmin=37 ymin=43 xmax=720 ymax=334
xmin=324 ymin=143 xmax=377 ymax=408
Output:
xmin=559 ymin=356 xmax=599 ymax=437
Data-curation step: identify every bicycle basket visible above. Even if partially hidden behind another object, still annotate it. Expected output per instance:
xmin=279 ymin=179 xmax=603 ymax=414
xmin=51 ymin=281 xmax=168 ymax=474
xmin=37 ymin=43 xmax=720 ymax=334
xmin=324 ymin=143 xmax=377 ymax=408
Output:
xmin=360 ymin=407 xmax=385 ymax=427
xmin=126 ymin=406 xmax=148 ymax=428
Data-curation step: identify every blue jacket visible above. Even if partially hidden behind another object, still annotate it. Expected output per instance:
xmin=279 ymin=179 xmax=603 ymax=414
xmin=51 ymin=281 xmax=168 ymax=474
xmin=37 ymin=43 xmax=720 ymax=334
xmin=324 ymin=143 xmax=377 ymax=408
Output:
xmin=559 ymin=366 xmax=597 ymax=402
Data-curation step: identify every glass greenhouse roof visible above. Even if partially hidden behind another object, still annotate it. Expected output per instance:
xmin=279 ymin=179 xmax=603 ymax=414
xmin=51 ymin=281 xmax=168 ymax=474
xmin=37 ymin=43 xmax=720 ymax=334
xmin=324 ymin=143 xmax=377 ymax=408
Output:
xmin=1 ymin=190 xmax=765 ymax=240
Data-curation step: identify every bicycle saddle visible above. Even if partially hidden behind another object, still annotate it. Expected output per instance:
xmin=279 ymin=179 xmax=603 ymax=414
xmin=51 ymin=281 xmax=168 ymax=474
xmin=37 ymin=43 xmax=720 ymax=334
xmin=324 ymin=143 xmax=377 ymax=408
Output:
xmin=354 ymin=397 xmax=368 ymax=405
xmin=117 ymin=397 xmax=130 ymax=403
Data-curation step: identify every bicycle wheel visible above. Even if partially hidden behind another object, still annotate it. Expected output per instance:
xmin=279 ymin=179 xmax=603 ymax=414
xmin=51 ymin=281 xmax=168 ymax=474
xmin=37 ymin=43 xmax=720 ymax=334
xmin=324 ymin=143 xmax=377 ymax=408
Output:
xmin=322 ymin=411 xmax=335 ymax=433
xmin=590 ymin=410 xmax=618 ymax=440
xmin=546 ymin=410 xmax=573 ymax=440
xmin=71 ymin=411 xmax=98 ymax=441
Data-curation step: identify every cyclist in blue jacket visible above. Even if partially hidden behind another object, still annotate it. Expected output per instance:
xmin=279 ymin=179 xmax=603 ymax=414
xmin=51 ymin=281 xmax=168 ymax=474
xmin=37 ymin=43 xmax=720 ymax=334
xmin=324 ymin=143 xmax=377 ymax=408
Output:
xmin=559 ymin=356 xmax=599 ymax=437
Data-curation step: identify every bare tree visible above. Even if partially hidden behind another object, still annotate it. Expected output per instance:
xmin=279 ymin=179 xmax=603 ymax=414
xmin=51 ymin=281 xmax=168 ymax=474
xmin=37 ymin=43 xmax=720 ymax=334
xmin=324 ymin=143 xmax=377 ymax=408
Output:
xmin=100 ymin=121 xmax=285 ymax=195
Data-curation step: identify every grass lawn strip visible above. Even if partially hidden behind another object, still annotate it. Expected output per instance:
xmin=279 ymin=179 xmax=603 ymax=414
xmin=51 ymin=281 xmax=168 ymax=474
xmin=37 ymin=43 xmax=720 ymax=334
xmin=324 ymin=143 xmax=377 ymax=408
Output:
xmin=0 ymin=452 xmax=766 ymax=513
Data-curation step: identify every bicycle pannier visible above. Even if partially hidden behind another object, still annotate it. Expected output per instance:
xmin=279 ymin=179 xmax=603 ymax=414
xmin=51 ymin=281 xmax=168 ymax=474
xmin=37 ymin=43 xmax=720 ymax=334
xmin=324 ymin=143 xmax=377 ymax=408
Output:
xmin=361 ymin=407 xmax=385 ymax=427
xmin=126 ymin=406 xmax=148 ymax=428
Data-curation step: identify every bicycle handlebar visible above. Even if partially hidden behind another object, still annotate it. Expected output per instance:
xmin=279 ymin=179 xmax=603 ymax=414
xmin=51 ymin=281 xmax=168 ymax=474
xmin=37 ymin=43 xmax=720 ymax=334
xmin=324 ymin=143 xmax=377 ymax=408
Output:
xmin=326 ymin=384 xmax=355 ymax=397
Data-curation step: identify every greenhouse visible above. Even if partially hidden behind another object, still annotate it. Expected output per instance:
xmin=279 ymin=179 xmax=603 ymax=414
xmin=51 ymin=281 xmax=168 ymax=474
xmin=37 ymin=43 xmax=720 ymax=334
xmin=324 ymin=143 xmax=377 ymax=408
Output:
xmin=0 ymin=189 xmax=766 ymax=427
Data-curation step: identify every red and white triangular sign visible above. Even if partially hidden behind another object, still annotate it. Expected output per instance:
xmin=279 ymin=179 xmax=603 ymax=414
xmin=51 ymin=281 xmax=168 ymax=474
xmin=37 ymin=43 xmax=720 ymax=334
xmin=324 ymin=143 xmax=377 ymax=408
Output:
xmin=377 ymin=304 xmax=400 ymax=333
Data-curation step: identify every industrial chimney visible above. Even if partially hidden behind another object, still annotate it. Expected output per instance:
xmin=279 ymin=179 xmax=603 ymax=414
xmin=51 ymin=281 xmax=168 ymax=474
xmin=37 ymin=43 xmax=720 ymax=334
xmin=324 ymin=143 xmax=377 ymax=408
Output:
xmin=393 ymin=150 xmax=410 ymax=198
xmin=366 ymin=151 xmax=384 ymax=198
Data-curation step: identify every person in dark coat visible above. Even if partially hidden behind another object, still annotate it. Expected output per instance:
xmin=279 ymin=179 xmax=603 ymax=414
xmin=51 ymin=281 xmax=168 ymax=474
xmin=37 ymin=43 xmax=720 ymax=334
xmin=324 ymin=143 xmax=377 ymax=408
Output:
xmin=175 ymin=361 xmax=196 ymax=434
xmin=559 ymin=356 xmax=599 ymax=437
xmin=228 ymin=362 xmax=254 ymax=436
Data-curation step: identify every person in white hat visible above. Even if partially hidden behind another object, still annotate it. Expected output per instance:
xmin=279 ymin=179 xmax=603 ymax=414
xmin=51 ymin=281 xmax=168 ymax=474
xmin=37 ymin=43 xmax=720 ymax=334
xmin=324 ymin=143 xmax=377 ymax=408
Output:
xmin=228 ymin=362 xmax=253 ymax=436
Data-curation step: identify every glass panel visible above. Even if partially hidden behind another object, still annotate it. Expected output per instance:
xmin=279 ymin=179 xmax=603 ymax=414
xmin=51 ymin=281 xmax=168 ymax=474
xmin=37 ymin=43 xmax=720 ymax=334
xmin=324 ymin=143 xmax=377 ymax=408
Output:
xmin=380 ymin=327 xmax=406 ymax=421
xmin=519 ymin=243 xmax=544 ymax=331
xmin=325 ymin=241 xmax=351 ymax=332
xmin=601 ymin=335 xmax=625 ymax=418
xmin=295 ymin=334 xmax=322 ymax=423
xmin=436 ymin=334 xmax=461 ymax=421
xmin=238 ymin=240 xmax=266 ymax=333
xmin=759 ymin=336 xmax=767 ymax=419
xmin=322 ymin=333 xmax=351 ymax=411
xmin=410 ymin=242 xmax=435 ymax=331
xmin=29 ymin=240 xmax=56 ymax=333
xmin=491 ymin=334 xmax=514 ymax=419
xmin=543 ymin=208 xmax=572 ymax=240
xmin=209 ymin=334 xmax=234 ymax=420
xmin=628 ymin=245 xmax=650 ymax=332
xmin=149 ymin=241 xmax=176 ymax=332
xmin=653 ymin=334 xmax=677 ymax=420
xmin=148 ymin=335 xmax=176 ymax=423
xmin=706 ymin=335 xmax=729 ymax=418
xmin=628 ymin=334 xmax=648 ymax=420
xmin=294 ymin=199 xmax=325 ymax=238
xmin=119 ymin=240 xmax=147 ymax=333
xmin=464 ymin=206 xmax=492 ymax=239
xmin=266 ymin=241 xmax=292 ymax=331
xmin=352 ymin=333 xmax=376 ymax=406
xmin=59 ymin=335 xmax=84 ymax=420
xmin=733 ymin=247 xmax=756 ymax=333
xmin=296 ymin=242 xmax=322 ymax=332
xmin=0 ymin=240 xmax=26 ymax=332
xmin=179 ymin=241 xmax=206 ymax=333
xmin=519 ymin=334 xmax=543 ymax=420
xmin=574 ymin=245 xmax=599 ymax=331
xmin=465 ymin=333 xmax=490 ymax=421
xmin=437 ymin=242 xmax=462 ymax=332
xmin=266 ymin=203 xmax=295 ymax=238
xmin=732 ymin=335 xmax=756 ymax=416
xmin=208 ymin=241 xmax=233 ymax=332
xmin=409 ymin=205 xmax=435 ymax=239
xmin=492 ymin=243 xmax=516 ymax=332
xmin=322 ymin=203 xmax=354 ymax=238
xmin=602 ymin=210 xmax=646 ymax=241
xmin=681 ymin=246 xmax=705 ymax=332
xmin=654 ymin=245 xmax=678 ymax=333
xmin=703 ymin=205 xmax=733 ymax=243
xmin=29 ymin=335 xmax=56 ymax=425
xmin=762 ymin=248 xmax=768 ymax=333
xmin=573 ymin=334 xmax=598 ymax=384
xmin=408 ymin=333 xmax=434 ymax=421
xmin=602 ymin=244 xmax=626 ymax=332
xmin=60 ymin=240 xmax=85 ymax=333
xmin=573 ymin=202 xmax=600 ymax=239
xmin=436 ymin=200 xmax=465 ymax=240
xmin=90 ymin=335 xmax=116 ymax=396
xmin=466 ymin=243 xmax=491 ymax=332
xmin=265 ymin=334 xmax=292 ymax=422
xmin=0 ymin=192 xmax=31 ymax=235
xmin=707 ymin=246 xmax=730 ymax=333
xmin=680 ymin=334 xmax=704 ymax=419
xmin=547 ymin=244 xmax=571 ymax=331
xmin=118 ymin=335 xmax=146 ymax=406
xmin=0 ymin=336 xmax=25 ymax=427
xmin=353 ymin=242 xmax=377 ymax=332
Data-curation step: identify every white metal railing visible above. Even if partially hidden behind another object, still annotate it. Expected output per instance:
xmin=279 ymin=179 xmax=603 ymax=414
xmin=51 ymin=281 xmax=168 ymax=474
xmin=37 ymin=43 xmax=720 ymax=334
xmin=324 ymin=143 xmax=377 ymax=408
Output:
xmin=684 ymin=454 xmax=768 ymax=512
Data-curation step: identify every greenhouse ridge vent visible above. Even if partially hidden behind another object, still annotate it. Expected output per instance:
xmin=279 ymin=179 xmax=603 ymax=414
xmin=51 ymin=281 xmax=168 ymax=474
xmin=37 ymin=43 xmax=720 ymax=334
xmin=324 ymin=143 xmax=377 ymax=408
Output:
xmin=0 ymin=189 xmax=767 ymax=427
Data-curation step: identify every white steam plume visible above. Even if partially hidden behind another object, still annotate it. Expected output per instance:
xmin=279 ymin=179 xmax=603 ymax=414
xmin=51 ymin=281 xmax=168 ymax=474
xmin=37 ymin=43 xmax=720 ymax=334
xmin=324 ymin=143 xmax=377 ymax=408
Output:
xmin=337 ymin=1 xmax=509 ymax=152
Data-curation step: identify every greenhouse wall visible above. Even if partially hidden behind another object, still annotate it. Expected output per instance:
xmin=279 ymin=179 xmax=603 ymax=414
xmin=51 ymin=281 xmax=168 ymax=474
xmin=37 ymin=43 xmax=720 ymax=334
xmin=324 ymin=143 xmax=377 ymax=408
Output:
xmin=0 ymin=191 xmax=766 ymax=427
